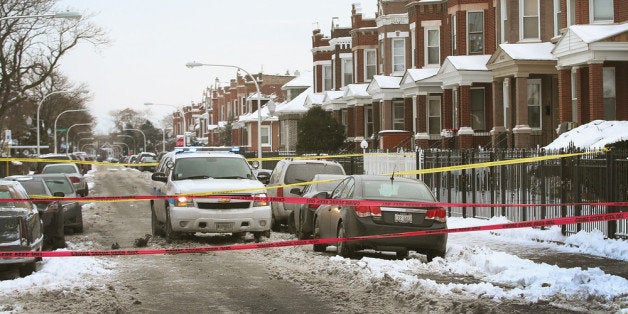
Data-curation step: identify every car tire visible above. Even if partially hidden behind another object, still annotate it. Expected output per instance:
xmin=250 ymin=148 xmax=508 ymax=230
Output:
xmin=312 ymin=216 xmax=326 ymax=252
xmin=288 ymin=212 xmax=296 ymax=235
xmin=164 ymin=208 xmax=176 ymax=244
xmin=425 ymin=249 xmax=445 ymax=262
xmin=19 ymin=261 xmax=36 ymax=277
xmin=232 ymin=232 xmax=246 ymax=241
xmin=271 ymin=214 xmax=281 ymax=232
xmin=336 ymin=222 xmax=353 ymax=258
xmin=74 ymin=211 xmax=84 ymax=233
xmin=151 ymin=207 xmax=163 ymax=237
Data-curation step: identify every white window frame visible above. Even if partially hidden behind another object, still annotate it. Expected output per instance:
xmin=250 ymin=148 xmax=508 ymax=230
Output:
xmin=590 ymin=0 xmax=614 ymax=24
xmin=261 ymin=125 xmax=271 ymax=147
xmin=451 ymin=14 xmax=457 ymax=54
xmin=392 ymin=100 xmax=405 ymax=130
xmin=392 ymin=38 xmax=406 ymax=73
xmin=427 ymin=96 xmax=442 ymax=135
xmin=467 ymin=11 xmax=484 ymax=54
xmin=567 ymin=0 xmax=576 ymax=26
xmin=233 ymin=100 xmax=238 ymax=117
xmin=519 ymin=0 xmax=540 ymax=41
xmin=500 ymin=0 xmax=508 ymax=43
xmin=364 ymin=49 xmax=377 ymax=81
xmin=322 ymin=64 xmax=332 ymax=91
xmin=553 ymin=0 xmax=562 ymax=37
xmin=365 ymin=104 xmax=374 ymax=138
xmin=341 ymin=58 xmax=353 ymax=87
xmin=571 ymin=68 xmax=578 ymax=122
xmin=603 ymin=67 xmax=616 ymax=120
xmin=527 ymin=79 xmax=542 ymax=129
xmin=424 ymin=26 xmax=440 ymax=66
xmin=452 ymin=88 xmax=459 ymax=129
xmin=410 ymin=27 xmax=416 ymax=68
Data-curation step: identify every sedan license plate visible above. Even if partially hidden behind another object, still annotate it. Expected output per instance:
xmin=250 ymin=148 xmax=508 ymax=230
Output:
xmin=394 ymin=213 xmax=413 ymax=224
xmin=215 ymin=222 xmax=234 ymax=231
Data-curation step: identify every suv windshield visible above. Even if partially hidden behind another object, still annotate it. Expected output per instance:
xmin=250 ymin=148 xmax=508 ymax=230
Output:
xmin=173 ymin=156 xmax=253 ymax=180
xmin=284 ymin=164 xmax=344 ymax=184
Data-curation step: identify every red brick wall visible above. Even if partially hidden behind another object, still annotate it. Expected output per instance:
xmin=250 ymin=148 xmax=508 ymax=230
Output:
xmin=442 ymin=89 xmax=452 ymax=129
xmin=576 ymin=67 xmax=590 ymax=123
xmin=459 ymin=85 xmax=471 ymax=127
xmin=557 ymin=69 xmax=572 ymax=123
xmin=617 ymin=0 xmax=628 ymax=22
xmin=588 ymin=63 xmax=604 ymax=120
xmin=404 ymin=98 xmax=413 ymax=132
xmin=417 ymin=95 xmax=427 ymax=132
xmin=355 ymin=106 xmax=365 ymax=137
xmin=348 ymin=107 xmax=356 ymax=137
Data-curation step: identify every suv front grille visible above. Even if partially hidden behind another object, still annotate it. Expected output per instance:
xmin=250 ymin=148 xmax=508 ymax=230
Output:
xmin=197 ymin=201 xmax=250 ymax=210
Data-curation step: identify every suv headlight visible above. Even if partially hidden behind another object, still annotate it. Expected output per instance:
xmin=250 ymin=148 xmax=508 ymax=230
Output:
xmin=174 ymin=196 xmax=195 ymax=207
xmin=252 ymin=193 xmax=268 ymax=207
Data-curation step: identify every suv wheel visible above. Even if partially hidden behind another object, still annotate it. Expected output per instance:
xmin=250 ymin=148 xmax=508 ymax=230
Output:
xmin=19 ymin=261 xmax=36 ymax=277
xmin=271 ymin=214 xmax=281 ymax=232
xmin=164 ymin=208 xmax=176 ymax=243
xmin=151 ymin=207 xmax=163 ymax=236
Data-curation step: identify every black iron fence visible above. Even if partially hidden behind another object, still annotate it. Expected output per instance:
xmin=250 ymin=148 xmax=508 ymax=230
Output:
xmin=421 ymin=148 xmax=628 ymax=239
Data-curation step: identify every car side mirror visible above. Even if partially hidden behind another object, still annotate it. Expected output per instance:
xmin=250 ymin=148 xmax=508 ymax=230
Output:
xmin=314 ymin=191 xmax=330 ymax=199
xmin=290 ymin=187 xmax=302 ymax=195
xmin=52 ymin=192 xmax=65 ymax=198
xmin=151 ymin=172 xmax=168 ymax=183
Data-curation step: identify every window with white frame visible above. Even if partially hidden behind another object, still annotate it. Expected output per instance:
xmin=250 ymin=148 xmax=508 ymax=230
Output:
xmin=603 ymin=67 xmax=616 ymax=120
xmin=365 ymin=105 xmax=374 ymax=138
xmin=468 ymin=11 xmax=484 ymax=54
xmin=323 ymin=64 xmax=332 ymax=91
xmin=342 ymin=58 xmax=353 ymax=86
xmin=470 ymin=88 xmax=486 ymax=131
xmin=233 ymin=100 xmax=238 ymax=117
xmin=590 ymin=0 xmax=614 ymax=23
xmin=261 ymin=125 xmax=271 ymax=146
xmin=451 ymin=14 xmax=457 ymax=54
xmin=501 ymin=0 xmax=508 ymax=43
xmin=425 ymin=27 xmax=440 ymax=65
xmin=392 ymin=38 xmax=406 ymax=72
xmin=241 ymin=97 xmax=246 ymax=114
xmin=341 ymin=109 xmax=348 ymax=135
xmin=526 ymin=79 xmax=542 ymax=129
xmin=221 ymin=107 xmax=225 ymax=122
xmin=567 ymin=0 xmax=576 ymax=26
xmin=553 ymin=0 xmax=562 ymax=37
xmin=427 ymin=96 xmax=441 ymax=135
xmin=571 ymin=69 xmax=578 ymax=122
xmin=392 ymin=100 xmax=405 ymax=130
xmin=365 ymin=49 xmax=377 ymax=81
xmin=520 ymin=0 xmax=540 ymax=40
xmin=452 ymin=89 xmax=459 ymax=129
xmin=380 ymin=40 xmax=384 ymax=72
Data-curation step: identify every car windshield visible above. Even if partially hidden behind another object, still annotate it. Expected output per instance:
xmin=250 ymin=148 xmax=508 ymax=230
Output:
xmin=43 ymin=165 xmax=77 ymax=174
xmin=361 ymin=180 xmax=435 ymax=202
xmin=18 ymin=181 xmax=47 ymax=196
xmin=173 ymin=156 xmax=253 ymax=180
xmin=43 ymin=178 xmax=75 ymax=195
xmin=284 ymin=164 xmax=344 ymax=185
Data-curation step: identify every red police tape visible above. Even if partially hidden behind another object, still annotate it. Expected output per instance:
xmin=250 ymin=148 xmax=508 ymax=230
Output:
xmin=1 ymin=211 xmax=626 ymax=258
xmin=4 ymin=194 xmax=628 ymax=209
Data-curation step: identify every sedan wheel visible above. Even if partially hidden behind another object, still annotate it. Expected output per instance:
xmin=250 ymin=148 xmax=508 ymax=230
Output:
xmin=312 ymin=216 xmax=326 ymax=252
xmin=336 ymin=223 xmax=353 ymax=258
xmin=18 ymin=261 xmax=36 ymax=277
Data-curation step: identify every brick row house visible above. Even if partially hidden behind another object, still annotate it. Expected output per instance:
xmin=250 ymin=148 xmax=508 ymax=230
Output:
xmin=174 ymin=0 xmax=626 ymax=153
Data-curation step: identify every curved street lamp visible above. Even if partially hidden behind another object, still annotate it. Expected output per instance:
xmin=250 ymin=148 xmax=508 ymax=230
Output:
xmin=113 ymin=142 xmax=129 ymax=155
xmin=185 ymin=61 xmax=263 ymax=159
xmin=144 ymin=103 xmax=185 ymax=147
xmin=123 ymin=128 xmax=146 ymax=153
xmin=66 ymin=123 xmax=91 ymax=153
xmin=54 ymin=108 xmax=89 ymax=153
xmin=36 ymin=89 xmax=88 ymax=155
xmin=76 ymin=137 xmax=94 ymax=153
xmin=117 ymin=135 xmax=136 ymax=154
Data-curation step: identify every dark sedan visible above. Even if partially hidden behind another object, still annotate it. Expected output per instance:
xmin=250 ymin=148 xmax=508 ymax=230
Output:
xmin=313 ymin=175 xmax=447 ymax=261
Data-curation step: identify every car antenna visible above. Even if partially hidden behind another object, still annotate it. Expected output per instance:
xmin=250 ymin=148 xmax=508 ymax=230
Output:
xmin=390 ymin=165 xmax=397 ymax=182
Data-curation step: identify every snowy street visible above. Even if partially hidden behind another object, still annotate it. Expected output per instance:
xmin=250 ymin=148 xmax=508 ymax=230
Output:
xmin=0 ymin=165 xmax=626 ymax=313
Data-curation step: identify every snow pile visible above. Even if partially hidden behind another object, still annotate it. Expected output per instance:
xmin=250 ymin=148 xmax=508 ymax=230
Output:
xmin=544 ymin=120 xmax=628 ymax=150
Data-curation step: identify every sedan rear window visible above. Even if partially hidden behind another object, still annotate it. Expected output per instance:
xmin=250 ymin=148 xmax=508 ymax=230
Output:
xmin=44 ymin=179 xmax=75 ymax=195
xmin=362 ymin=181 xmax=434 ymax=201
xmin=284 ymin=164 xmax=344 ymax=185
xmin=43 ymin=165 xmax=78 ymax=174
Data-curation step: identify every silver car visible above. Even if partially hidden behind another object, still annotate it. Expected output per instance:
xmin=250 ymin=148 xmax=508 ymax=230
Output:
xmin=41 ymin=163 xmax=89 ymax=197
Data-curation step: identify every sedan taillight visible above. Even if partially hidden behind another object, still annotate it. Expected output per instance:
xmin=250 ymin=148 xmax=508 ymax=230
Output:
xmin=425 ymin=208 xmax=447 ymax=223
xmin=69 ymin=176 xmax=80 ymax=183
xmin=355 ymin=205 xmax=382 ymax=218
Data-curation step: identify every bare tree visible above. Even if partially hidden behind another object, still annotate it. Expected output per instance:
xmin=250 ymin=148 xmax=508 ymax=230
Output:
xmin=0 ymin=0 xmax=108 ymax=131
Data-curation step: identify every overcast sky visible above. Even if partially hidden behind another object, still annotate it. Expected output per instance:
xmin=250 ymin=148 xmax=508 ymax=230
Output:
xmin=55 ymin=0 xmax=378 ymax=134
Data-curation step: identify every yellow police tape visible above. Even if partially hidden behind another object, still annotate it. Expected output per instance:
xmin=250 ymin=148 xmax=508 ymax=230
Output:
xmin=0 ymin=149 xmax=607 ymax=201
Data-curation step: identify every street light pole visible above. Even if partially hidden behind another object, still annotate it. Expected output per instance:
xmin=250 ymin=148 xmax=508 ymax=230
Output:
xmin=113 ymin=142 xmax=129 ymax=155
xmin=185 ymin=62 xmax=263 ymax=160
xmin=36 ymin=89 xmax=88 ymax=155
xmin=144 ymin=103 xmax=186 ymax=147
xmin=123 ymin=128 xmax=146 ymax=153
xmin=66 ymin=123 xmax=91 ymax=153
xmin=54 ymin=108 xmax=89 ymax=154
xmin=117 ymin=135 xmax=136 ymax=155
xmin=76 ymin=137 xmax=94 ymax=153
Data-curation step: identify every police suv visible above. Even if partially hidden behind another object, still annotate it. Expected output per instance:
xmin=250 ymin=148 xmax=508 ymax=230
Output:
xmin=149 ymin=148 xmax=271 ymax=242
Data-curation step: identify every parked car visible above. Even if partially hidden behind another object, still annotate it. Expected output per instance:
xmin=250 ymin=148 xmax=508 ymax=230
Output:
xmin=290 ymin=174 xmax=346 ymax=240
xmin=313 ymin=175 xmax=447 ymax=261
xmin=41 ymin=163 xmax=89 ymax=197
xmin=33 ymin=153 xmax=77 ymax=174
xmin=266 ymin=159 xmax=345 ymax=231
xmin=0 ymin=180 xmax=43 ymax=277
xmin=139 ymin=156 xmax=157 ymax=172
xmin=150 ymin=150 xmax=271 ymax=243
xmin=6 ymin=174 xmax=84 ymax=235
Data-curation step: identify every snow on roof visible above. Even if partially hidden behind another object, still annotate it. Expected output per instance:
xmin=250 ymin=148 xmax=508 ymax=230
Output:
xmin=570 ymin=22 xmax=628 ymax=43
xmin=281 ymin=71 xmax=313 ymax=90
xmin=372 ymin=75 xmax=402 ymax=89
xmin=239 ymin=103 xmax=278 ymax=122
xmin=275 ymin=86 xmax=313 ymax=114
xmin=544 ymin=120 xmax=628 ymax=150
xmin=246 ymin=92 xmax=270 ymax=101
xmin=323 ymin=90 xmax=345 ymax=102
xmin=306 ymin=93 xmax=325 ymax=106
xmin=445 ymin=55 xmax=491 ymax=71
xmin=500 ymin=42 xmax=556 ymax=61
xmin=343 ymin=83 xmax=370 ymax=97
xmin=406 ymin=68 xmax=440 ymax=81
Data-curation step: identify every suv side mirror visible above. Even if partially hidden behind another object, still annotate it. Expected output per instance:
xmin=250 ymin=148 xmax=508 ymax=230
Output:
xmin=151 ymin=172 xmax=168 ymax=183
xmin=290 ymin=187 xmax=303 ymax=195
